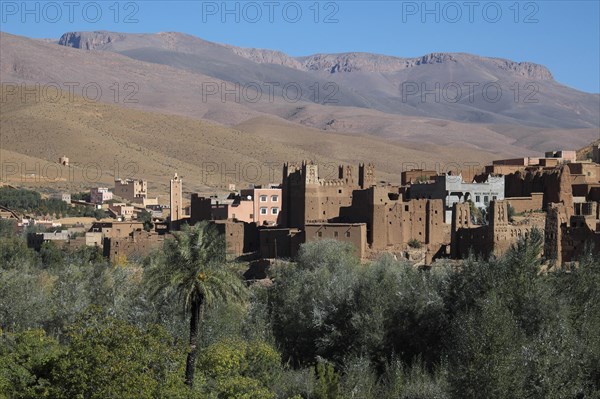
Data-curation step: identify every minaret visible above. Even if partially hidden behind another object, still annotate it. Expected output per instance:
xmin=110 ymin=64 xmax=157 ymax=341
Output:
xmin=170 ymin=173 xmax=183 ymax=230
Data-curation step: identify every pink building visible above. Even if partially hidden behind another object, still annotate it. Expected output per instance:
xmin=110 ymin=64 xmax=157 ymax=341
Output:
xmin=227 ymin=199 xmax=254 ymax=223
xmin=240 ymin=187 xmax=282 ymax=226
xmin=190 ymin=187 xmax=282 ymax=226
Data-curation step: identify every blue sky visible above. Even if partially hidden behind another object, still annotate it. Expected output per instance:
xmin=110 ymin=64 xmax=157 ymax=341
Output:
xmin=1 ymin=0 xmax=599 ymax=93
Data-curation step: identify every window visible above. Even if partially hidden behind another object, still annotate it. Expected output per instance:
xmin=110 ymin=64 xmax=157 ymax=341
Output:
xmin=484 ymin=196 xmax=489 ymax=204
xmin=493 ymin=195 xmax=497 ymax=200
xmin=318 ymin=231 xmax=322 ymax=237
xmin=260 ymin=207 xmax=268 ymax=215
xmin=271 ymin=195 xmax=278 ymax=202
xmin=260 ymin=195 xmax=267 ymax=202
xmin=334 ymin=231 xmax=339 ymax=238
xmin=271 ymin=207 xmax=279 ymax=215
xmin=476 ymin=195 xmax=480 ymax=202
xmin=345 ymin=231 xmax=350 ymax=237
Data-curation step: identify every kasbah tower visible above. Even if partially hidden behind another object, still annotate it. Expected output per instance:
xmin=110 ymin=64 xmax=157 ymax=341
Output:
xmin=170 ymin=173 xmax=183 ymax=230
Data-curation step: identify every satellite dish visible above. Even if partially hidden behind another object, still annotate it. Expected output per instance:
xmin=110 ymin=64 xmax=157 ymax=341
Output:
xmin=247 ymin=195 xmax=252 ymax=200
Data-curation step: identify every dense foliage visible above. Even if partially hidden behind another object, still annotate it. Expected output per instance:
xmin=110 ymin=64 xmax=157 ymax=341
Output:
xmin=1 ymin=229 xmax=599 ymax=398
xmin=0 ymin=187 xmax=106 ymax=219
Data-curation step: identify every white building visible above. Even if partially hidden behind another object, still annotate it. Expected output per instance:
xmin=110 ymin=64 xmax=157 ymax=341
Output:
xmin=410 ymin=174 xmax=505 ymax=223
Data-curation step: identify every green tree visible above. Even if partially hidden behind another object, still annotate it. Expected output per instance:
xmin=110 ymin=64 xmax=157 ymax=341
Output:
xmin=0 ymin=329 xmax=62 ymax=398
xmin=138 ymin=210 xmax=154 ymax=231
xmin=197 ymin=337 xmax=280 ymax=398
xmin=145 ymin=222 xmax=248 ymax=388
xmin=314 ymin=361 xmax=341 ymax=399
xmin=448 ymin=293 xmax=526 ymax=399
xmin=51 ymin=308 xmax=189 ymax=399
xmin=0 ymin=219 xmax=16 ymax=238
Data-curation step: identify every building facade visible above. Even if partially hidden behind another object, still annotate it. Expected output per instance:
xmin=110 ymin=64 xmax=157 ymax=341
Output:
xmin=114 ymin=179 xmax=147 ymax=202
xmin=409 ymin=174 xmax=505 ymax=223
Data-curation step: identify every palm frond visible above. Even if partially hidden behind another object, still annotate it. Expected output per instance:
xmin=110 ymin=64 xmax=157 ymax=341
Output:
xmin=143 ymin=222 xmax=248 ymax=313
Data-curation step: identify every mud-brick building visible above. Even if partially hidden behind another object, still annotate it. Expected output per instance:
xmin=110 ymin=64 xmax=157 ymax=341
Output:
xmin=281 ymin=161 xmax=369 ymax=229
xmin=409 ymin=173 xmax=505 ymax=223
xmin=504 ymin=165 xmax=574 ymax=210
xmin=280 ymin=161 xmax=449 ymax=260
xmin=114 ymin=178 xmax=148 ymax=203
xmin=210 ymin=220 xmax=259 ymax=258
xmin=305 ymin=223 xmax=367 ymax=258
xmin=339 ymin=186 xmax=447 ymax=252
xmin=259 ymin=227 xmax=304 ymax=259
xmin=451 ymin=200 xmax=543 ymax=259
xmin=103 ymin=230 xmax=169 ymax=262
xmin=545 ymin=201 xmax=600 ymax=264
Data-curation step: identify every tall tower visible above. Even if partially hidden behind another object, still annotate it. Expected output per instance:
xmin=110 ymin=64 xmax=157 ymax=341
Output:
xmin=170 ymin=173 xmax=183 ymax=230
xmin=558 ymin=165 xmax=573 ymax=212
xmin=451 ymin=202 xmax=471 ymax=258
xmin=359 ymin=163 xmax=375 ymax=189
xmin=304 ymin=162 xmax=319 ymax=185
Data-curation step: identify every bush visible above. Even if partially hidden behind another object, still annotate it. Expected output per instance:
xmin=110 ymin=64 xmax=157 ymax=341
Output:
xmin=197 ymin=337 xmax=281 ymax=398
xmin=0 ymin=227 xmax=598 ymax=398
xmin=408 ymin=238 xmax=422 ymax=249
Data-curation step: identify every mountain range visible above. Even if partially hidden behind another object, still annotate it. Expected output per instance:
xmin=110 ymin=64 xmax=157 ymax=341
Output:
xmin=1 ymin=30 xmax=598 ymax=192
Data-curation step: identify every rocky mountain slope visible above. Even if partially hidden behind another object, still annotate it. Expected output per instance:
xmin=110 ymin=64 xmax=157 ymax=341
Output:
xmin=1 ymin=30 xmax=598 ymax=171
xmin=53 ymin=30 xmax=599 ymax=130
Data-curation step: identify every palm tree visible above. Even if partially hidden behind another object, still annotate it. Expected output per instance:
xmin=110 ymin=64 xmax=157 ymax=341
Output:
xmin=145 ymin=222 xmax=248 ymax=388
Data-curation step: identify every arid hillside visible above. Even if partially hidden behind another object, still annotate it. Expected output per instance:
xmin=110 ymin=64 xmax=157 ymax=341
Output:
xmin=1 ymin=85 xmax=504 ymax=197
xmin=1 ymin=31 xmax=598 ymax=158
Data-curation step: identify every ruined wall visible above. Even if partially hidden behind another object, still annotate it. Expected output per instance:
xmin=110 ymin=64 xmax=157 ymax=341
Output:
xmin=489 ymin=201 xmax=512 ymax=256
xmin=451 ymin=202 xmax=490 ymax=258
xmin=450 ymin=200 xmax=540 ymax=259
xmin=546 ymin=201 xmax=600 ymax=264
xmin=505 ymin=165 xmax=573 ymax=209
xmin=545 ymin=203 xmax=569 ymax=262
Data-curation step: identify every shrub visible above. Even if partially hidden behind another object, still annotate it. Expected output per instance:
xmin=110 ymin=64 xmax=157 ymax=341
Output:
xmin=408 ymin=239 xmax=422 ymax=249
